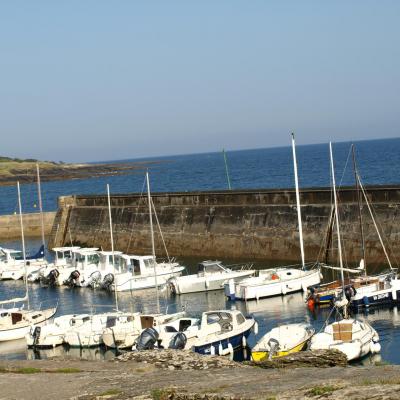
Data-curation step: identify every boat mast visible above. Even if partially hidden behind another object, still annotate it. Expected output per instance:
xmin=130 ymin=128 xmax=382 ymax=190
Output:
xmin=36 ymin=163 xmax=46 ymax=257
xmin=106 ymin=184 xmax=118 ymax=311
xmin=351 ymin=145 xmax=366 ymax=275
xmin=291 ymin=133 xmax=305 ymax=269
xmin=17 ymin=182 xmax=30 ymax=310
xmin=329 ymin=142 xmax=345 ymax=291
xmin=222 ymin=149 xmax=232 ymax=190
xmin=146 ymin=171 xmax=160 ymax=313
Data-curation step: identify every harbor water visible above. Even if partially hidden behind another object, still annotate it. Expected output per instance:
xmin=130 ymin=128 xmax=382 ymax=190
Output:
xmin=0 ymin=238 xmax=399 ymax=365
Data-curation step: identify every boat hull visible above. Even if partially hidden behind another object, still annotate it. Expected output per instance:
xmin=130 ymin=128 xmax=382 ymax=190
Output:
xmin=251 ymin=339 xmax=308 ymax=362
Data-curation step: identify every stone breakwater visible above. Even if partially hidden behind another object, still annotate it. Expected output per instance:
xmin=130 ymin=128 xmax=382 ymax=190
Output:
xmin=48 ymin=186 xmax=400 ymax=264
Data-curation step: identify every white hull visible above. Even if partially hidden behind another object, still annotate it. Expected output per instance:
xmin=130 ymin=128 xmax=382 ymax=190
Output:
xmin=169 ymin=270 xmax=254 ymax=294
xmin=231 ymin=268 xmax=321 ymax=300
xmin=114 ymin=268 xmax=184 ymax=292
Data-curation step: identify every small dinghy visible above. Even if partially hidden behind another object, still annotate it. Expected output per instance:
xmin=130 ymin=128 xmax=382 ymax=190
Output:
xmin=251 ymin=323 xmax=314 ymax=362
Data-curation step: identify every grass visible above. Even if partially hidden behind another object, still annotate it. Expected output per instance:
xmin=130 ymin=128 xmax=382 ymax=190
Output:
xmin=98 ymin=388 xmax=123 ymax=397
xmin=14 ymin=367 xmax=42 ymax=374
xmin=151 ymin=388 xmax=176 ymax=400
xmin=306 ymin=385 xmax=338 ymax=397
xmin=0 ymin=367 xmax=82 ymax=374
xmin=50 ymin=367 xmax=82 ymax=373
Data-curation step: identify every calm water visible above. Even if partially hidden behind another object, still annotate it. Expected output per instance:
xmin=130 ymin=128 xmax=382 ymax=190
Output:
xmin=0 ymin=238 xmax=398 ymax=365
xmin=1 ymin=137 xmax=400 ymax=215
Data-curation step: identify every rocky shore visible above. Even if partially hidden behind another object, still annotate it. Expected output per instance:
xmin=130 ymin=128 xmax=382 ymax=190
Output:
xmin=0 ymin=351 xmax=399 ymax=399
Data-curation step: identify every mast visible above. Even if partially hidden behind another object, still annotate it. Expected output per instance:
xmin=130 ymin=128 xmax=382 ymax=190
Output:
xmin=106 ymin=184 xmax=118 ymax=311
xmin=329 ymin=142 xmax=345 ymax=291
xmin=146 ymin=171 xmax=160 ymax=313
xmin=291 ymin=133 xmax=305 ymax=269
xmin=222 ymin=149 xmax=232 ymax=190
xmin=17 ymin=182 xmax=30 ymax=310
xmin=36 ymin=164 xmax=46 ymax=257
xmin=351 ymin=145 xmax=366 ymax=275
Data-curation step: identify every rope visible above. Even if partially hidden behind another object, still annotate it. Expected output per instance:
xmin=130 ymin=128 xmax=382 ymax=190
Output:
xmin=151 ymin=198 xmax=171 ymax=263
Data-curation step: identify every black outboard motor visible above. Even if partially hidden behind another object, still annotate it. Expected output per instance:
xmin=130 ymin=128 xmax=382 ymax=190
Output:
xmin=32 ymin=326 xmax=41 ymax=347
xmin=344 ymin=285 xmax=357 ymax=301
xmin=168 ymin=332 xmax=187 ymax=350
xmin=100 ymin=273 xmax=114 ymax=291
xmin=136 ymin=327 xmax=159 ymax=350
xmin=267 ymin=338 xmax=280 ymax=360
xmin=47 ymin=269 xmax=60 ymax=286
xmin=87 ymin=271 xmax=102 ymax=288
xmin=64 ymin=270 xmax=81 ymax=287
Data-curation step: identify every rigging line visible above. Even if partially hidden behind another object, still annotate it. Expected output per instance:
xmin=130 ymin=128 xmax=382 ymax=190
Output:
xmin=125 ymin=176 xmax=147 ymax=253
xmin=338 ymin=145 xmax=352 ymax=189
xmin=151 ymin=198 xmax=171 ymax=263
xmin=357 ymin=176 xmax=393 ymax=270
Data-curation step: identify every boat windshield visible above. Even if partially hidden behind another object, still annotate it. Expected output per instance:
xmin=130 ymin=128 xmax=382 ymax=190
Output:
xmin=0 ymin=251 xmax=7 ymax=262
xmin=87 ymin=254 xmax=99 ymax=265
xmin=144 ymin=258 xmax=156 ymax=269
xmin=198 ymin=262 xmax=223 ymax=276
xmin=10 ymin=252 xmax=23 ymax=261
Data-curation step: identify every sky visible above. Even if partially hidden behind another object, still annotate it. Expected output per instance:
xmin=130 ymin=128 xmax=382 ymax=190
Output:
xmin=1 ymin=1 xmax=399 ymax=162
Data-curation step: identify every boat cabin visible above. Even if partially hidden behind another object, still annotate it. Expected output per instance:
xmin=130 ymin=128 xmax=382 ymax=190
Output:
xmin=0 ymin=248 xmax=23 ymax=264
xmin=119 ymin=255 xmax=157 ymax=276
xmin=98 ymin=251 xmax=123 ymax=272
xmin=52 ymin=247 xmax=80 ymax=266
xmin=197 ymin=261 xmax=229 ymax=276
xmin=200 ymin=310 xmax=246 ymax=334
xmin=72 ymin=249 xmax=100 ymax=270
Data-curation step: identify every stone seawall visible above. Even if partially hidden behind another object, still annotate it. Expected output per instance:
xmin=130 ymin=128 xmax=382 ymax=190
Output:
xmin=0 ymin=212 xmax=56 ymax=240
xmin=47 ymin=187 xmax=400 ymax=264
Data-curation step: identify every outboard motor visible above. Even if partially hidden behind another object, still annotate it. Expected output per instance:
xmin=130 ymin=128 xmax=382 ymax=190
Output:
xmin=136 ymin=327 xmax=159 ymax=350
xmin=267 ymin=338 xmax=280 ymax=360
xmin=87 ymin=271 xmax=102 ymax=288
xmin=168 ymin=332 xmax=187 ymax=350
xmin=32 ymin=326 xmax=41 ymax=347
xmin=344 ymin=285 xmax=357 ymax=301
xmin=64 ymin=270 xmax=81 ymax=287
xmin=100 ymin=273 xmax=114 ymax=291
xmin=47 ymin=269 xmax=60 ymax=286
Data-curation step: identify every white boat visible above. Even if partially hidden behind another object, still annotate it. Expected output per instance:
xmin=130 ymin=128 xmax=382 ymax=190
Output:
xmin=0 ymin=307 xmax=57 ymax=342
xmin=64 ymin=312 xmax=130 ymax=347
xmin=0 ymin=247 xmax=47 ymax=280
xmin=35 ymin=246 xmax=81 ymax=285
xmin=251 ymin=323 xmax=314 ymax=362
xmin=102 ymin=311 xmax=187 ymax=349
xmin=26 ymin=314 xmax=89 ymax=348
xmin=310 ymin=318 xmax=380 ymax=361
xmin=112 ymin=255 xmax=185 ymax=292
xmin=309 ymin=143 xmax=381 ymax=362
xmin=0 ymin=182 xmax=57 ymax=342
xmin=224 ymin=134 xmax=322 ymax=301
xmin=226 ymin=267 xmax=321 ymax=300
xmin=168 ymin=260 xmax=254 ymax=295
xmin=183 ymin=310 xmax=256 ymax=356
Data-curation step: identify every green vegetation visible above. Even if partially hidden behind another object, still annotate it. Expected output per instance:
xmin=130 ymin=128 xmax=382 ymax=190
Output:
xmin=14 ymin=367 xmax=42 ymax=374
xmin=50 ymin=367 xmax=82 ymax=373
xmin=151 ymin=388 xmax=176 ymax=400
xmin=98 ymin=388 xmax=123 ymax=397
xmin=306 ymin=385 xmax=338 ymax=397
xmin=0 ymin=367 xmax=81 ymax=374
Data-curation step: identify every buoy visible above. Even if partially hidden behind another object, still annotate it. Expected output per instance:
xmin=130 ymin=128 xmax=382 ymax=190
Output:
xmin=205 ymin=279 xmax=210 ymax=289
xmin=218 ymin=343 xmax=223 ymax=355
xmin=363 ymin=296 xmax=370 ymax=308
xmin=281 ymin=285 xmax=287 ymax=295
xmin=371 ymin=342 xmax=381 ymax=354
xmin=301 ymin=282 xmax=307 ymax=292
xmin=242 ymin=335 xmax=247 ymax=347
xmin=392 ymin=290 xmax=397 ymax=301
xmin=226 ymin=279 xmax=236 ymax=301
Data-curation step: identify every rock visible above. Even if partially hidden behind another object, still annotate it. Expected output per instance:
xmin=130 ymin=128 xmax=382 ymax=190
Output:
xmin=246 ymin=349 xmax=348 ymax=369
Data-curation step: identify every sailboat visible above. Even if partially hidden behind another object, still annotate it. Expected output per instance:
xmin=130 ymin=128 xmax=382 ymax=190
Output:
xmin=0 ymin=182 xmax=57 ymax=342
xmin=310 ymin=142 xmax=380 ymax=362
xmin=307 ymin=145 xmax=399 ymax=308
xmin=224 ymin=133 xmax=322 ymax=301
xmin=110 ymin=172 xmax=185 ymax=292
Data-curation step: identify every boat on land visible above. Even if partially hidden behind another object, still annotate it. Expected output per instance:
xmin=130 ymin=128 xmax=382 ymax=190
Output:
xmin=224 ymin=134 xmax=322 ymax=301
xmin=309 ymin=142 xmax=381 ymax=362
xmin=251 ymin=323 xmax=314 ymax=362
xmin=168 ymin=260 xmax=254 ymax=295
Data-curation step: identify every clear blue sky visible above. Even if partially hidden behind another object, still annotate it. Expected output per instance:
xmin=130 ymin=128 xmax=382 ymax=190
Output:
xmin=1 ymin=1 xmax=399 ymax=162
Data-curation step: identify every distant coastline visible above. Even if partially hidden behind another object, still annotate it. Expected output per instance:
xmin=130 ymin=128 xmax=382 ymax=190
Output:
xmin=0 ymin=157 xmax=169 ymax=187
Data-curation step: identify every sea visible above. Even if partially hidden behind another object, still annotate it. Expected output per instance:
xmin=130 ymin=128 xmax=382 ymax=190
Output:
xmin=0 ymin=137 xmax=399 ymax=364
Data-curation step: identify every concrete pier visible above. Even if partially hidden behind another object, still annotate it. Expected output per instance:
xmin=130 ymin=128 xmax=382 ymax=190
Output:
xmin=0 ymin=211 xmax=56 ymax=240
xmin=47 ymin=186 xmax=400 ymax=265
